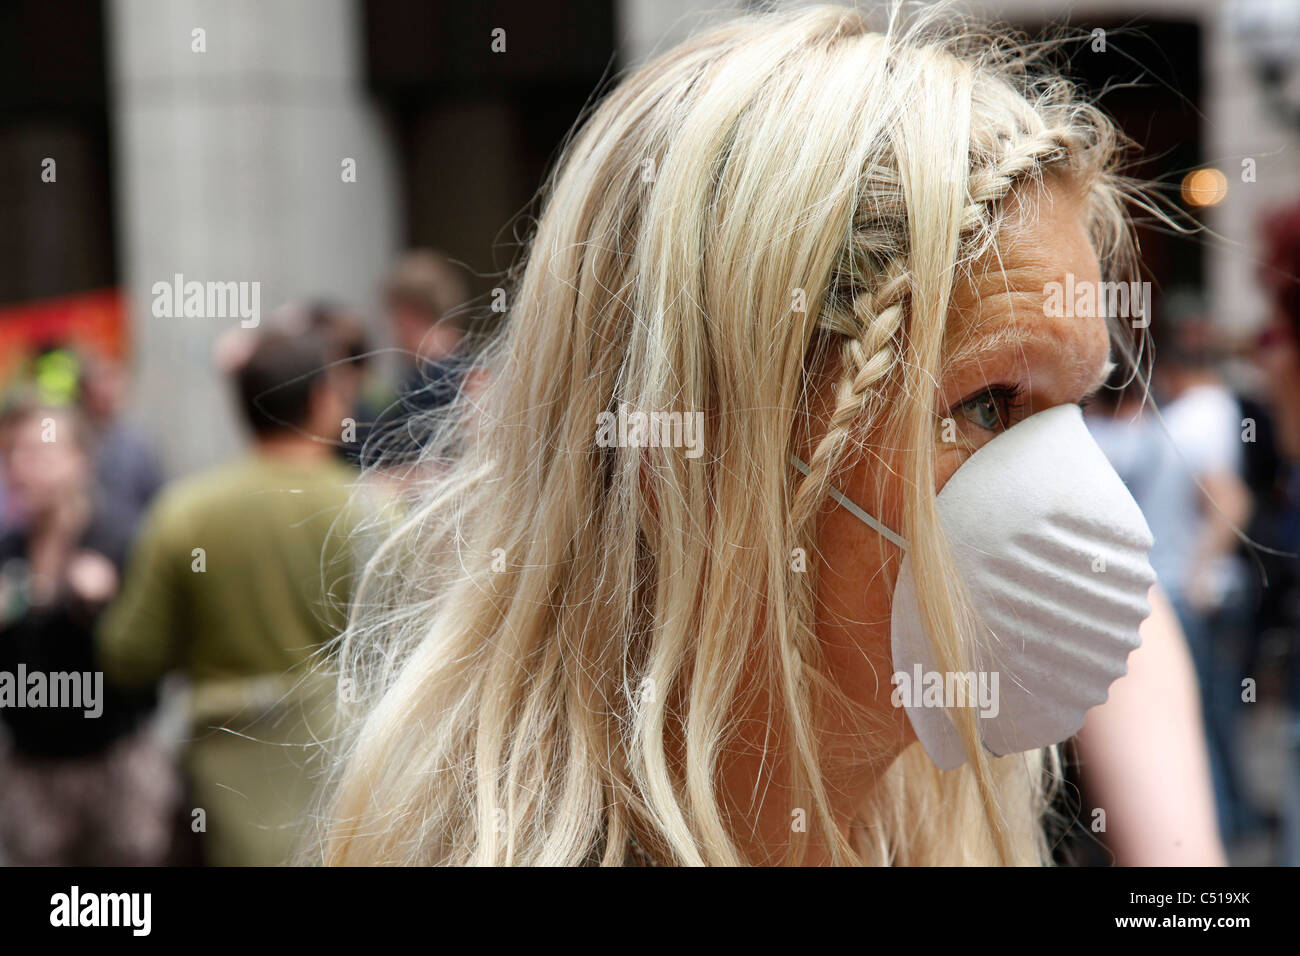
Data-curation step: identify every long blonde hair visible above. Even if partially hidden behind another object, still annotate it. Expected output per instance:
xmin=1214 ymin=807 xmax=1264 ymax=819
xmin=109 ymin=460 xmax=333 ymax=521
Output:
xmin=319 ymin=3 xmax=1141 ymax=866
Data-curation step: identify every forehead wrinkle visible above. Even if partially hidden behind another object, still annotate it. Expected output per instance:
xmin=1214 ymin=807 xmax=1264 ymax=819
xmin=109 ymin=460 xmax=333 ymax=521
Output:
xmin=943 ymin=258 xmax=1058 ymax=363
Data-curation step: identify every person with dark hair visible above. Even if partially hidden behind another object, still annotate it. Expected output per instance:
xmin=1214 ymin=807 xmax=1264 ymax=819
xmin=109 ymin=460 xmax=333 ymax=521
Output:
xmin=302 ymin=301 xmax=372 ymax=466
xmin=97 ymin=327 xmax=367 ymax=865
xmin=231 ymin=329 xmax=337 ymax=436
xmin=0 ymin=402 xmax=176 ymax=865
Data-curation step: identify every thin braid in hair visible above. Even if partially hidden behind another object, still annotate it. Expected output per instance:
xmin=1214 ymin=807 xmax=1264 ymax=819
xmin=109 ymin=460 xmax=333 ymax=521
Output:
xmin=791 ymin=257 xmax=909 ymax=531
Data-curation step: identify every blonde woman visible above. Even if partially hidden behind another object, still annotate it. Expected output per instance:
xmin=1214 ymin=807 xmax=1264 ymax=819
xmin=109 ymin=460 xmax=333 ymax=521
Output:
xmin=321 ymin=5 xmax=1166 ymax=866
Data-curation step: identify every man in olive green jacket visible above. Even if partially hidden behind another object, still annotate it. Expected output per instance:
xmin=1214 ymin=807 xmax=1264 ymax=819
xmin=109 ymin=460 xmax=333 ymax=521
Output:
xmin=100 ymin=328 xmax=367 ymax=865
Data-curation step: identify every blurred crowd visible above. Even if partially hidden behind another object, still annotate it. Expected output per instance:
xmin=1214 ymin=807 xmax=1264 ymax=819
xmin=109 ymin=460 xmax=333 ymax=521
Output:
xmin=0 ymin=250 xmax=475 ymax=865
xmin=0 ymin=194 xmax=1299 ymax=864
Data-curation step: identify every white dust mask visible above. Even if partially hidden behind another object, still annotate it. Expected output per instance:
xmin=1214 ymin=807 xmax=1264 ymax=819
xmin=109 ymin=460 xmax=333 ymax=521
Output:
xmin=792 ymin=402 xmax=1156 ymax=770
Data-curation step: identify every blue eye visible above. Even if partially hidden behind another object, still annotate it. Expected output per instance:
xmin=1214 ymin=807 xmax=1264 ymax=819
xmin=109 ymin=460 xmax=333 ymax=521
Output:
xmin=956 ymin=385 xmax=1024 ymax=432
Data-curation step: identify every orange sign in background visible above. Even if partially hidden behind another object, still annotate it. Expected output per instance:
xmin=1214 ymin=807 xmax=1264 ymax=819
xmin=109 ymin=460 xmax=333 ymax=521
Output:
xmin=0 ymin=288 xmax=126 ymax=386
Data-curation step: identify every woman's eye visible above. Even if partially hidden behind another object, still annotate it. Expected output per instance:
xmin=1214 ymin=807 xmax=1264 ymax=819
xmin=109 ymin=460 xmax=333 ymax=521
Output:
xmin=956 ymin=386 xmax=1024 ymax=433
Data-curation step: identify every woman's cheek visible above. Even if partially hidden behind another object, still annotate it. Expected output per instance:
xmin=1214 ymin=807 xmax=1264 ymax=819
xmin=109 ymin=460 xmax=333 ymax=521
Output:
xmin=934 ymin=441 xmax=967 ymax=493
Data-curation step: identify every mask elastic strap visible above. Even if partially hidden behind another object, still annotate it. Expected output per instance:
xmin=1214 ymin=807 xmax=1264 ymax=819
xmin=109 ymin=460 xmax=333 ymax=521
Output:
xmin=789 ymin=455 xmax=909 ymax=552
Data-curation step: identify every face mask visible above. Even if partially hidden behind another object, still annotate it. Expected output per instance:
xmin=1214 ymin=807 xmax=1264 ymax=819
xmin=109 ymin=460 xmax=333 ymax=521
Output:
xmin=792 ymin=402 xmax=1156 ymax=770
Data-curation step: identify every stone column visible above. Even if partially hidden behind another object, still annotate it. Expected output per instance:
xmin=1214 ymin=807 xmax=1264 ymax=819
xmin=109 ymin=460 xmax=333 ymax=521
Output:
xmin=107 ymin=0 xmax=398 ymax=475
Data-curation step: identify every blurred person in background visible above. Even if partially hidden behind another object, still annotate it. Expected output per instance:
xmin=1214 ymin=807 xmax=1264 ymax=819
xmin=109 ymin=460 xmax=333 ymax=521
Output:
xmin=1155 ymin=311 xmax=1260 ymax=848
xmin=1257 ymin=199 xmax=1300 ymax=865
xmin=0 ymin=402 xmax=175 ymax=865
xmin=305 ymin=302 xmax=372 ymax=466
xmin=78 ymin=354 xmax=165 ymax=536
xmin=366 ymin=249 xmax=473 ymax=468
xmin=260 ymin=300 xmax=373 ymax=466
xmin=98 ymin=328 xmax=367 ymax=866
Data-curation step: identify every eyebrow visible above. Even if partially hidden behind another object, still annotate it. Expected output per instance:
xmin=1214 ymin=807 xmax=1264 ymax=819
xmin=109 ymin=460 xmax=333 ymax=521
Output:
xmin=942 ymin=322 xmax=1043 ymax=373
xmin=942 ymin=323 xmax=1116 ymax=398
